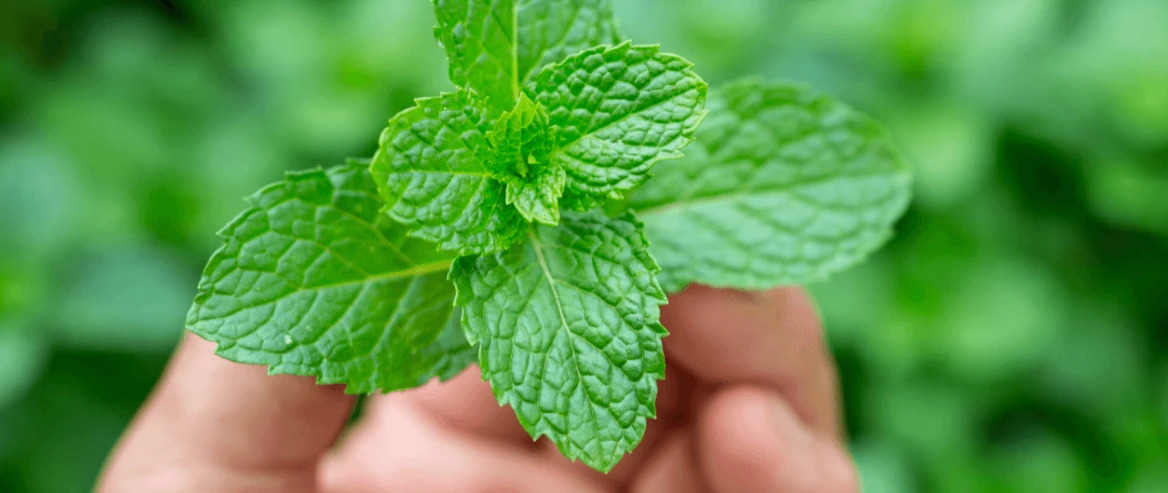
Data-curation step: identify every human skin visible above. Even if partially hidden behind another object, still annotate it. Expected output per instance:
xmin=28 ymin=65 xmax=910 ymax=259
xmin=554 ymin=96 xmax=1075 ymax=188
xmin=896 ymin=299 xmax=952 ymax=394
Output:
xmin=98 ymin=286 xmax=858 ymax=492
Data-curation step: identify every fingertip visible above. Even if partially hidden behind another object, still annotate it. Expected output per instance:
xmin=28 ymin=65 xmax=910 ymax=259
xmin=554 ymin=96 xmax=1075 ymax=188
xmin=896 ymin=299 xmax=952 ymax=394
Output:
xmin=627 ymin=435 xmax=703 ymax=493
xmin=696 ymin=385 xmax=862 ymax=493
xmin=661 ymin=285 xmax=842 ymax=438
xmin=696 ymin=386 xmax=814 ymax=492
xmin=662 ymin=285 xmax=826 ymax=374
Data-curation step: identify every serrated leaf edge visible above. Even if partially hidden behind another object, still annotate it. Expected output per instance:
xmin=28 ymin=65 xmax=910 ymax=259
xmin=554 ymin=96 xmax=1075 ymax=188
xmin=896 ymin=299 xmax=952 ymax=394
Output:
xmin=187 ymin=161 xmax=462 ymax=394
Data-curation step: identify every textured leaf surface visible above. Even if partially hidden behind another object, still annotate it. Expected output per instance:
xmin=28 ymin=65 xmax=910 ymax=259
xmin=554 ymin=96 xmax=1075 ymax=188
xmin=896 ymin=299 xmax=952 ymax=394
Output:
xmin=628 ymin=79 xmax=912 ymax=292
xmin=433 ymin=0 xmax=619 ymax=114
xmin=530 ymin=43 xmax=707 ymax=209
xmin=372 ymin=90 xmax=524 ymax=255
xmin=450 ymin=210 xmax=667 ymax=472
xmin=484 ymin=93 xmax=566 ymax=225
xmin=187 ymin=162 xmax=475 ymax=393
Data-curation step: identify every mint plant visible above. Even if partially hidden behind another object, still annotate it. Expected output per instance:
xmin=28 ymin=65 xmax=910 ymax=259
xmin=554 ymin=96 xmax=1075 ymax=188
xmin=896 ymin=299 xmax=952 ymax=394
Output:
xmin=186 ymin=0 xmax=911 ymax=472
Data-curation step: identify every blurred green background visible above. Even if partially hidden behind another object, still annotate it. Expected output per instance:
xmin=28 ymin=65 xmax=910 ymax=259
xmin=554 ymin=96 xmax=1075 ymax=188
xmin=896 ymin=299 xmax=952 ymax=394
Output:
xmin=1 ymin=0 xmax=1166 ymax=491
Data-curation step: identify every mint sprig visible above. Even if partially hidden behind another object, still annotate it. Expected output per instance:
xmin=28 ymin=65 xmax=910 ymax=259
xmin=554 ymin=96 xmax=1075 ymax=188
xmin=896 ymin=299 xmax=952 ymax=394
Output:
xmin=373 ymin=38 xmax=706 ymax=255
xmin=484 ymin=93 xmax=564 ymax=225
xmin=186 ymin=0 xmax=913 ymax=473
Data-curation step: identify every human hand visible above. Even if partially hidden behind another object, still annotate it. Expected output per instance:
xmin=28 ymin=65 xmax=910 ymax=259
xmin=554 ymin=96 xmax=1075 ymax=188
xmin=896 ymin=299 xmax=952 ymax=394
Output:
xmin=99 ymin=286 xmax=857 ymax=492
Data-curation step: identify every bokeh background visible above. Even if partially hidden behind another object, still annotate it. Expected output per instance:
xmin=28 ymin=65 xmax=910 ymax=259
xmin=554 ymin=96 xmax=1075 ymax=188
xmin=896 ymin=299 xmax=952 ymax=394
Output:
xmin=2 ymin=0 xmax=1166 ymax=491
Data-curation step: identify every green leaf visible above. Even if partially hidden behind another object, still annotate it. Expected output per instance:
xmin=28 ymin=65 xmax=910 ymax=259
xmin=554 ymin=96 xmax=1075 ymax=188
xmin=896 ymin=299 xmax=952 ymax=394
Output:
xmin=530 ymin=42 xmax=708 ymax=209
xmin=450 ymin=210 xmax=667 ymax=472
xmin=389 ymin=15 xmax=705 ymax=253
xmin=433 ymin=0 xmax=620 ymax=115
xmin=505 ymin=157 xmax=566 ymax=226
xmin=484 ymin=93 xmax=566 ymax=225
xmin=187 ymin=161 xmax=475 ymax=393
xmin=627 ymin=79 xmax=912 ymax=292
xmin=372 ymin=90 xmax=526 ymax=255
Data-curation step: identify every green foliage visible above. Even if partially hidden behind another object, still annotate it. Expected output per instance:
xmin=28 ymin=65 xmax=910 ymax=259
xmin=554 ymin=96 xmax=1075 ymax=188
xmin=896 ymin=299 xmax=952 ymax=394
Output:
xmin=186 ymin=0 xmax=898 ymax=471
xmin=531 ymin=42 xmax=708 ymax=209
xmin=371 ymin=89 xmax=523 ymax=254
xmin=626 ymin=79 xmax=911 ymax=292
xmin=0 ymin=327 xmax=45 ymax=409
xmin=353 ymin=1 xmax=709 ymax=469
xmin=372 ymin=41 xmax=706 ymax=255
xmin=451 ymin=210 xmax=666 ymax=472
xmin=433 ymin=0 xmax=620 ymax=114
xmin=485 ymin=94 xmax=563 ymax=224
xmin=187 ymin=161 xmax=474 ymax=392
xmin=6 ymin=0 xmax=1167 ymax=490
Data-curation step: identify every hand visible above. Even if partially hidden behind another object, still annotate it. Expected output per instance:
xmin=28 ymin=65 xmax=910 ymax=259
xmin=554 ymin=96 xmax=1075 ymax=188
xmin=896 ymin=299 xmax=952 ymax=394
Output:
xmin=99 ymin=286 xmax=857 ymax=492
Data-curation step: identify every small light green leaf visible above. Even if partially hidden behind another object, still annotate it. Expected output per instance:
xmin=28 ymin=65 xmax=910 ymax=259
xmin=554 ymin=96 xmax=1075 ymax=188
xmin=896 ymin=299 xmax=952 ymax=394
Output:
xmin=372 ymin=90 xmax=525 ymax=255
xmin=433 ymin=0 xmax=620 ymax=115
xmin=628 ymin=79 xmax=913 ymax=292
xmin=530 ymin=43 xmax=708 ymax=209
xmin=187 ymin=161 xmax=475 ymax=393
xmin=484 ymin=93 xmax=565 ymax=225
xmin=450 ymin=210 xmax=667 ymax=472
xmin=506 ymin=164 xmax=566 ymax=225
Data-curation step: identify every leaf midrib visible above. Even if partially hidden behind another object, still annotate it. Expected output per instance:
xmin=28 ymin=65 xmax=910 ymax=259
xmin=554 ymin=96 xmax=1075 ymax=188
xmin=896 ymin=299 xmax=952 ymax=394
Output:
xmin=292 ymin=259 xmax=453 ymax=294
xmin=527 ymin=228 xmax=600 ymax=453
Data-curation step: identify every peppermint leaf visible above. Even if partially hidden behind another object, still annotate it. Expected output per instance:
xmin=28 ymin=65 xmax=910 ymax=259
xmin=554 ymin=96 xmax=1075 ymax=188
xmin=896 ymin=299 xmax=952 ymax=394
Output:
xmin=506 ymin=160 xmax=566 ymax=225
xmin=530 ymin=43 xmax=708 ymax=209
xmin=372 ymin=90 xmax=525 ymax=255
xmin=433 ymin=0 xmax=620 ymax=115
xmin=388 ymin=7 xmax=705 ymax=254
xmin=187 ymin=161 xmax=475 ymax=393
xmin=450 ymin=210 xmax=667 ymax=472
xmin=484 ymin=93 xmax=566 ymax=225
xmin=627 ymin=79 xmax=912 ymax=292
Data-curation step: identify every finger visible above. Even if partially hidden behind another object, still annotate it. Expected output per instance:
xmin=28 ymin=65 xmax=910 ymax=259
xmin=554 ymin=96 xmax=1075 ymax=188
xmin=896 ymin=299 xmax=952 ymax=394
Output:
xmin=695 ymin=386 xmax=857 ymax=493
xmin=661 ymin=285 xmax=842 ymax=438
xmin=100 ymin=333 xmax=355 ymax=493
xmin=398 ymin=365 xmax=534 ymax=448
xmin=628 ymin=434 xmax=703 ymax=493
xmin=321 ymin=396 xmax=607 ymax=493
xmin=402 ymin=362 xmax=699 ymax=488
